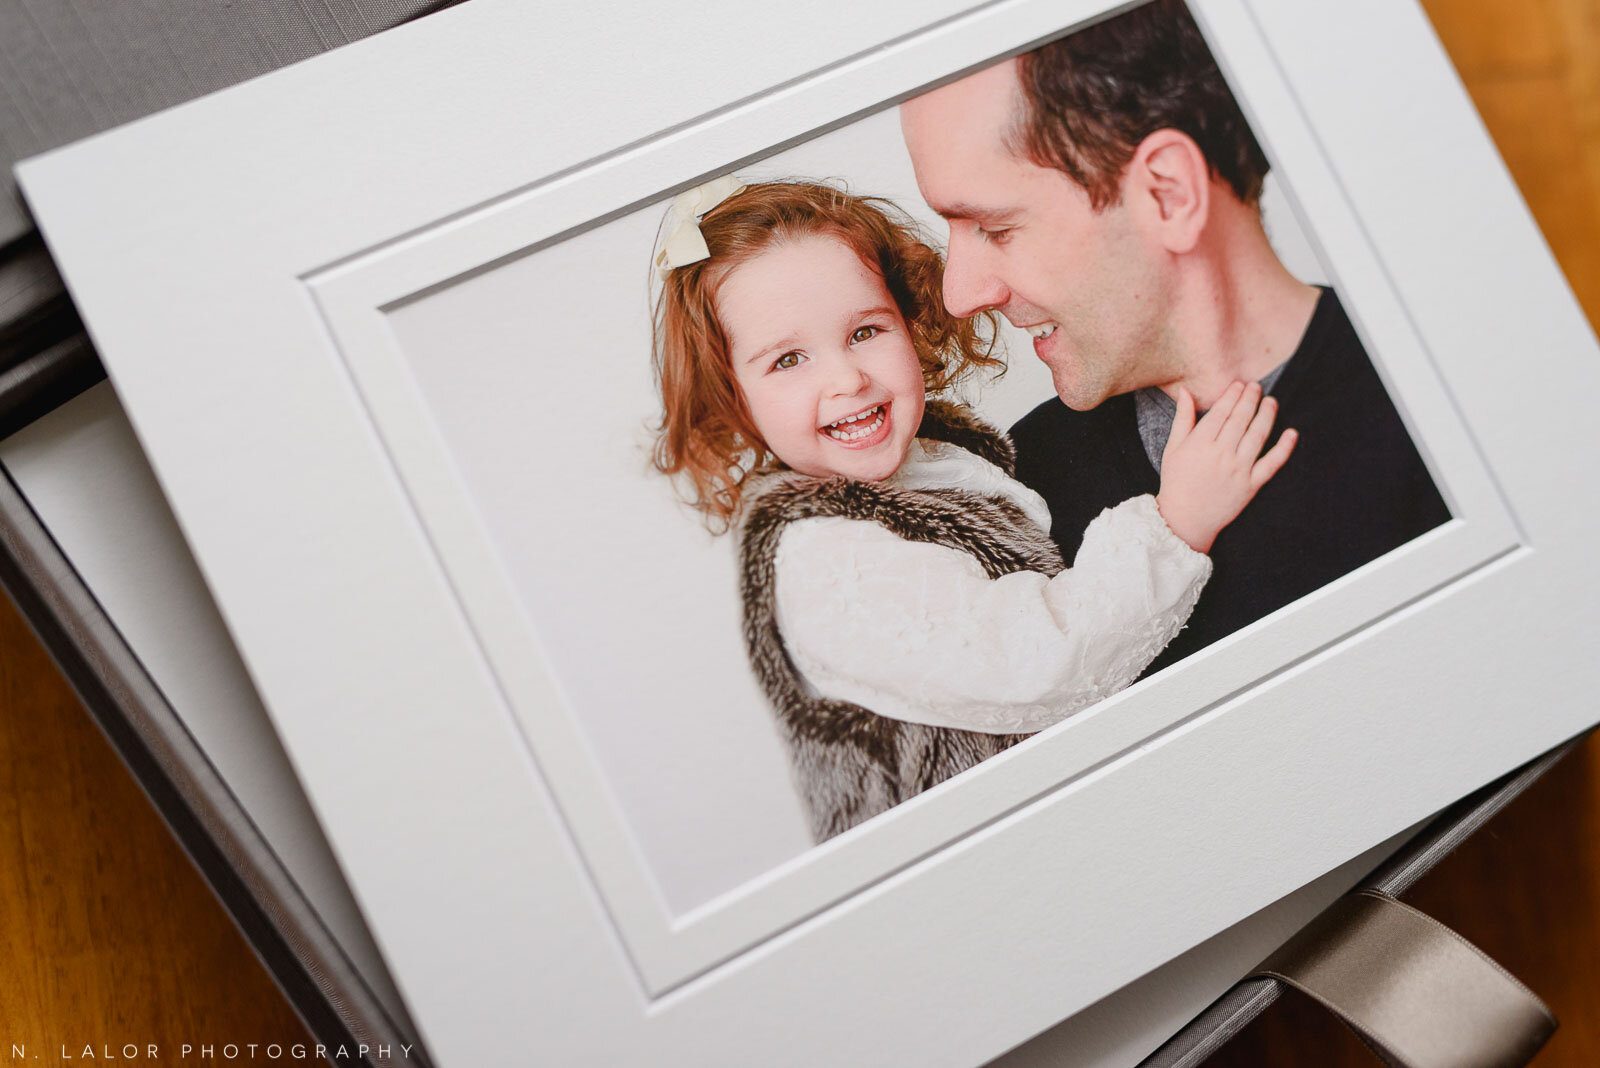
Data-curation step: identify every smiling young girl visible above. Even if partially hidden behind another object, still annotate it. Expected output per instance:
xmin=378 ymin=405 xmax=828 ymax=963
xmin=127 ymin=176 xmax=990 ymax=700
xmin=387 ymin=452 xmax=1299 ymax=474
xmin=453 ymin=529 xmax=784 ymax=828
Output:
xmin=652 ymin=179 xmax=1295 ymax=841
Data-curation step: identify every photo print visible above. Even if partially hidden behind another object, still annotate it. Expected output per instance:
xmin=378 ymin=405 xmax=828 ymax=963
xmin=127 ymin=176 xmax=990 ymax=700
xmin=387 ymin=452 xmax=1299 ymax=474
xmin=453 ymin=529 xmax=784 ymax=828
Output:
xmin=383 ymin=0 xmax=1448 ymax=914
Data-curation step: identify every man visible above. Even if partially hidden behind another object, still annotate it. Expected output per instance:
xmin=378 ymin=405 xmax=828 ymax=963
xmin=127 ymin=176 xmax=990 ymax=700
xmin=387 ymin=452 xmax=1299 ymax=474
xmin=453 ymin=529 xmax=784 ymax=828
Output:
xmin=901 ymin=0 xmax=1449 ymax=674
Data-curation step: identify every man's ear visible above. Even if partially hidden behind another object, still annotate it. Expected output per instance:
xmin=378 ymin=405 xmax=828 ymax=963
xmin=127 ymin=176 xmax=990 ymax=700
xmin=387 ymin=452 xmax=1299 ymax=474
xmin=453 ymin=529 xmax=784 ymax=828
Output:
xmin=1126 ymin=129 xmax=1210 ymax=254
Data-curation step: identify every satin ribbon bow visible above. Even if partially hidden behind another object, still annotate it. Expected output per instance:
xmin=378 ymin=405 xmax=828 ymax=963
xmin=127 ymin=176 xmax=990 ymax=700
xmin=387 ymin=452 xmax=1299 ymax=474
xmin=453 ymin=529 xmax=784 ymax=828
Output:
xmin=654 ymin=175 xmax=746 ymax=279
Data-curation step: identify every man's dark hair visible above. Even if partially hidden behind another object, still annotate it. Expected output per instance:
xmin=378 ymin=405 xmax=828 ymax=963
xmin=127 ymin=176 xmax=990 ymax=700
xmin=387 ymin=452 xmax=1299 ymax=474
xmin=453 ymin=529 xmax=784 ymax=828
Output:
xmin=1012 ymin=0 xmax=1269 ymax=210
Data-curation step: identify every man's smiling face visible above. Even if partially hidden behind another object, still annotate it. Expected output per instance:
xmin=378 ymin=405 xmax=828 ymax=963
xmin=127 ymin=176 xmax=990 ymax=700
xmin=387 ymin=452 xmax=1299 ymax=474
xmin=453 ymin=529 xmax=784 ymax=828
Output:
xmin=900 ymin=59 xmax=1174 ymax=410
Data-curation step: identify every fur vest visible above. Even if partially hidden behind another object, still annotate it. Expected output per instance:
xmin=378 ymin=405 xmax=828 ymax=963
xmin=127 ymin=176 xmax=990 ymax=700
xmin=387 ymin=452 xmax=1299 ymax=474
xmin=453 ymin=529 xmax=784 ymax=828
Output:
xmin=739 ymin=401 xmax=1067 ymax=842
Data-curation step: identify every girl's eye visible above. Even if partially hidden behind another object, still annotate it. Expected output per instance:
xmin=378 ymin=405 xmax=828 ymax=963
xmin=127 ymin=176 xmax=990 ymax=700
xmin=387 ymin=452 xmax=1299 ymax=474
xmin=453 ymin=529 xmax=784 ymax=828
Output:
xmin=772 ymin=351 xmax=805 ymax=371
xmin=850 ymin=325 xmax=881 ymax=344
xmin=978 ymin=226 xmax=1012 ymax=245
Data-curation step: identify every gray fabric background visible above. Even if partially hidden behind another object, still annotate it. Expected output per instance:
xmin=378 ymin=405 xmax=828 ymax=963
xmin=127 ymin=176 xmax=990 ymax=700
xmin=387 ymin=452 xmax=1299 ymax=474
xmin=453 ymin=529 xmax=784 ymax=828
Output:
xmin=0 ymin=0 xmax=449 ymax=244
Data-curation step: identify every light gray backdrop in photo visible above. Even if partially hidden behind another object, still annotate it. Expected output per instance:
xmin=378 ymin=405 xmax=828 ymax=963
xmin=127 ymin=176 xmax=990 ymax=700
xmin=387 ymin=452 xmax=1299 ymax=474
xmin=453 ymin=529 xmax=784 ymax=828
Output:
xmin=385 ymin=104 xmax=1329 ymax=914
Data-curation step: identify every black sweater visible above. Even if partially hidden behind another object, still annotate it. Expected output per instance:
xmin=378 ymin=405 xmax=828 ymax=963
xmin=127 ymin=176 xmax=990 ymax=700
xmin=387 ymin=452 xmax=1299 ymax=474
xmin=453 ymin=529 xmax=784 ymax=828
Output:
xmin=1010 ymin=288 xmax=1450 ymax=677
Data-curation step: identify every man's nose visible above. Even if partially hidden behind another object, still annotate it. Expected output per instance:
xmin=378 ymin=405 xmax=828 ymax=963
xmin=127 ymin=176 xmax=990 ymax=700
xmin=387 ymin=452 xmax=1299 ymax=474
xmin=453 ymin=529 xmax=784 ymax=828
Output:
xmin=942 ymin=234 xmax=1008 ymax=318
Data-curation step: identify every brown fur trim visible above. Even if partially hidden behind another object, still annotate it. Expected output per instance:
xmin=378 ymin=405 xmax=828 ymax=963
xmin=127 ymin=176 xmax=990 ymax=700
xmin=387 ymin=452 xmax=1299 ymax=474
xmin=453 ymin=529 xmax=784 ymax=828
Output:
xmin=918 ymin=398 xmax=1018 ymax=475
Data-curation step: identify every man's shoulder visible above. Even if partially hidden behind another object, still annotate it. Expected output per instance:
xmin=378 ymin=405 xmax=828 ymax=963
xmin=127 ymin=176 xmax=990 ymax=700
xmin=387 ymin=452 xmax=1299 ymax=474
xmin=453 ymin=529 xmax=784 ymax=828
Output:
xmin=1279 ymin=286 xmax=1379 ymax=400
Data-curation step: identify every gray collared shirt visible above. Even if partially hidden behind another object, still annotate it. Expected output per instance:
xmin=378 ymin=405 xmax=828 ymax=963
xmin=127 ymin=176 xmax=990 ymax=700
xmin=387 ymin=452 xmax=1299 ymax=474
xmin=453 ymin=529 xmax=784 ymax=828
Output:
xmin=1134 ymin=361 xmax=1289 ymax=473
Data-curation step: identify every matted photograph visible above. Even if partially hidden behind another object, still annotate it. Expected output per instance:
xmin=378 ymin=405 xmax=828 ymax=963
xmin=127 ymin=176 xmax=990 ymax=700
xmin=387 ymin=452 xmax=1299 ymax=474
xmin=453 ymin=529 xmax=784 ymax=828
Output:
xmin=175 ymin=0 xmax=1521 ymax=998
xmin=375 ymin=0 xmax=1449 ymax=917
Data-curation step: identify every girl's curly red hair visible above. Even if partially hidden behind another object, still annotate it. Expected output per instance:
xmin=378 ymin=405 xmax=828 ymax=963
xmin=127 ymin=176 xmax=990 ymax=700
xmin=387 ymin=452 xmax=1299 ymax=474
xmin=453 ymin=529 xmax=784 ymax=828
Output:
xmin=651 ymin=179 xmax=1002 ymax=531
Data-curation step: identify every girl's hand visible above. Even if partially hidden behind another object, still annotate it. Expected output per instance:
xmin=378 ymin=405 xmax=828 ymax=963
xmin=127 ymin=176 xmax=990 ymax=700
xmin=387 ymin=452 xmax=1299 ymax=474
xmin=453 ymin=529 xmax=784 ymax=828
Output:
xmin=1155 ymin=382 xmax=1297 ymax=554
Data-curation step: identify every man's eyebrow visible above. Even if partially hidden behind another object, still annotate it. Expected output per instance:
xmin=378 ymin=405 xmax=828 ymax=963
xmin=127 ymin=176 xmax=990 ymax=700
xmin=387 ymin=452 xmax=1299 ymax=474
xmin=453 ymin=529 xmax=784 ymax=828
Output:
xmin=928 ymin=201 xmax=1012 ymax=223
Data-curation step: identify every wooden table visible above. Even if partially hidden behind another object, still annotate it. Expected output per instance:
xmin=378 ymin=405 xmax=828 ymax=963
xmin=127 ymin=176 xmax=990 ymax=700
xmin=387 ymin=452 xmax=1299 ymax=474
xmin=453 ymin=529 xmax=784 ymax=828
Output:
xmin=1 ymin=0 xmax=1596 ymax=1063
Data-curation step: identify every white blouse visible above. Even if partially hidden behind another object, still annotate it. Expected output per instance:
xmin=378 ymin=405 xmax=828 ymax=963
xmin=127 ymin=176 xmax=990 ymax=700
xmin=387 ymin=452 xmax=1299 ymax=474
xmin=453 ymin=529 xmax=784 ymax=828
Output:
xmin=772 ymin=439 xmax=1212 ymax=734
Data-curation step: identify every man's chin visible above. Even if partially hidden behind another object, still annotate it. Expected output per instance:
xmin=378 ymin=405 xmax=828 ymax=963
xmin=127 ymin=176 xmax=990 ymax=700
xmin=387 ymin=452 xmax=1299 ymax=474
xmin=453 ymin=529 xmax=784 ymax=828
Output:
xmin=1050 ymin=373 xmax=1113 ymax=412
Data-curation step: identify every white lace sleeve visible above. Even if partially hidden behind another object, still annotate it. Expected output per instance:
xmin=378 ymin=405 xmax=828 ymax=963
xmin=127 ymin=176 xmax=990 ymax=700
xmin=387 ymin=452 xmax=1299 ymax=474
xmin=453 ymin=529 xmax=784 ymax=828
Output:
xmin=773 ymin=494 xmax=1211 ymax=734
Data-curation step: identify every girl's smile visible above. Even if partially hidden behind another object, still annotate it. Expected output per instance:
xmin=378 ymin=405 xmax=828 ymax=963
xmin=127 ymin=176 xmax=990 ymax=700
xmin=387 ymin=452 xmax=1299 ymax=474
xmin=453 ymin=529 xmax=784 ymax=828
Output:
xmin=719 ymin=235 xmax=926 ymax=481
xmin=821 ymin=402 xmax=890 ymax=445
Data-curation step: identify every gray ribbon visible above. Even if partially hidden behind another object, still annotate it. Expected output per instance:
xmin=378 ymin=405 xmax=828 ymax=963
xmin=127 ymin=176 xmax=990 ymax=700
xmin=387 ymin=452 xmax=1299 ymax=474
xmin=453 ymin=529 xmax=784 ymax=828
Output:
xmin=1257 ymin=889 xmax=1555 ymax=1067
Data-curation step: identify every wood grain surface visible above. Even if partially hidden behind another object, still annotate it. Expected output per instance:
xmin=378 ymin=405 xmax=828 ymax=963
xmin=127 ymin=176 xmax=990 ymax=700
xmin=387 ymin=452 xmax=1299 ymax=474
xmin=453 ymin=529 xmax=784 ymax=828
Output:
xmin=0 ymin=591 xmax=312 ymax=1059
xmin=0 ymin=0 xmax=1596 ymax=1064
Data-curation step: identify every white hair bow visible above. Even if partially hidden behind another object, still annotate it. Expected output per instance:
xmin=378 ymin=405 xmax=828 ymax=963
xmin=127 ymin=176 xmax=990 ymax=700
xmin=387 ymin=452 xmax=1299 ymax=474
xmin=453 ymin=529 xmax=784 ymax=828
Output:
xmin=654 ymin=175 xmax=746 ymax=279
